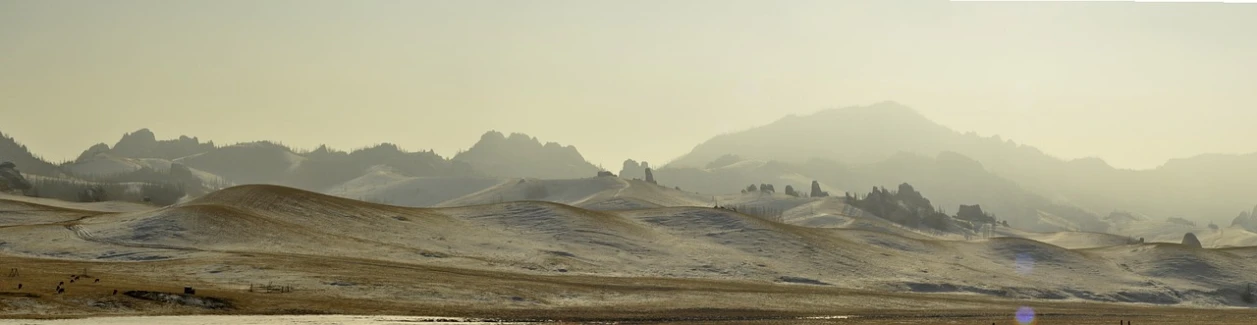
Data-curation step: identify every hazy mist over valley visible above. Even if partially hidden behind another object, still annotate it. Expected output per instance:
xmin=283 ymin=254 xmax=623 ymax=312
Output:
xmin=2 ymin=0 xmax=1257 ymax=324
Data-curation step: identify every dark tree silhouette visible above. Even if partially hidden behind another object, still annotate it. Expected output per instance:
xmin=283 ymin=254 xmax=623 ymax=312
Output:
xmin=956 ymin=204 xmax=997 ymax=224
xmin=845 ymin=182 xmax=980 ymax=232
xmin=1243 ymin=283 xmax=1255 ymax=304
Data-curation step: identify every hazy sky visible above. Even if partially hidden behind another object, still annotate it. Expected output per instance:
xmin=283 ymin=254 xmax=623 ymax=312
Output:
xmin=3 ymin=0 xmax=1256 ymax=170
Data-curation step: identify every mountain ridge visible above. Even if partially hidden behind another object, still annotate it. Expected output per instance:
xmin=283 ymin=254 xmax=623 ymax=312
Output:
xmin=3 ymin=103 xmax=1253 ymax=225
xmin=657 ymin=102 xmax=1257 ymax=225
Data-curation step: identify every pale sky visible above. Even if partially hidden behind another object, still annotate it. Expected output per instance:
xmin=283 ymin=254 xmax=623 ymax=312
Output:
xmin=2 ymin=0 xmax=1255 ymax=170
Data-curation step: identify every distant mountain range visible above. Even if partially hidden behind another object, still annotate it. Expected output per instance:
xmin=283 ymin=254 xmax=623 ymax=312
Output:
xmin=653 ymin=101 xmax=1256 ymax=228
xmin=0 ymin=129 xmax=604 ymax=197
xmin=2 ymin=101 xmax=1253 ymax=230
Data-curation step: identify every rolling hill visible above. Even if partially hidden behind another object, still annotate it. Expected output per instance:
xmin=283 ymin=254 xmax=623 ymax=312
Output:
xmin=3 ymin=185 xmax=1255 ymax=316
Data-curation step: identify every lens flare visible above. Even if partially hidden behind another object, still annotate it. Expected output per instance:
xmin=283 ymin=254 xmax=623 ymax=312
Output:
xmin=1015 ymin=253 xmax=1035 ymax=275
xmin=1015 ymin=306 xmax=1036 ymax=324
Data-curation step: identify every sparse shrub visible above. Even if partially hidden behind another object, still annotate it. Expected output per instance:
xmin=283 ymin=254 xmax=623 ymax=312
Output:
xmin=846 ymin=183 xmax=958 ymax=232
xmin=77 ymin=185 xmax=106 ymax=202
xmin=1243 ymin=284 xmax=1255 ymax=304
xmin=0 ymin=162 xmax=33 ymax=191
xmin=956 ymin=204 xmax=997 ymax=224
xmin=24 ymin=177 xmax=185 ymax=206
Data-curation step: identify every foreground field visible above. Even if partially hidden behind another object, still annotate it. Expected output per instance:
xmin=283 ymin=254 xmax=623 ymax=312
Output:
xmin=4 ymin=254 xmax=1257 ymax=323
xmin=4 ymin=309 xmax=1257 ymax=324
xmin=0 ymin=315 xmax=523 ymax=325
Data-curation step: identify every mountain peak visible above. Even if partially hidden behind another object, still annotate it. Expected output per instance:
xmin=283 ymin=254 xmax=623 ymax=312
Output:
xmin=103 ymin=128 xmax=216 ymax=160
xmin=115 ymin=128 xmax=158 ymax=147
xmin=667 ymin=102 xmax=951 ymax=168
xmin=455 ymin=131 xmax=598 ymax=179
xmin=480 ymin=130 xmax=507 ymax=142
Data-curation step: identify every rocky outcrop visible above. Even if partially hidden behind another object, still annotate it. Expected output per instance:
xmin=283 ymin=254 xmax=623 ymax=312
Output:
xmin=0 ymin=161 xmax=33 ymax=192
xmin=1181 ymin=233 xmax=1203 ymax=249
xmin=783 ymin=185 xmax=798 ymax=197
xmin=74 ymin=143 xmax=111 ymax=162
xmin=644 ymin=167 xmax=656 ymax=184
xmin=810 ymin=180 xmax=828 ymax=198
xmin=103 ymin=129 xmax=215 ymax=160
xmin=452 ymin=131 xmax=600 ymax=179
xmin=620 ymin=159 xmax=650 ymax=180
xmin=1233 ymin=208 xmax=1257 ymax=232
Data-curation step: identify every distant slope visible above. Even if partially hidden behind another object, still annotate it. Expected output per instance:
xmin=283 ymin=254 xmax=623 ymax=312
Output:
xmin=994 ymin=228 xmax=1135 ymax=249
xmin=0 ymin=131 xmax=62 ymax=177
xmin=325 ymin=165 xmax=506 ymax=207
xmin=284 ymin=143 xmax=479 ymax=192
xmin=669 ymin=102 xmax=955 ymax=167
xmin=436 ymin=177 xmax=711 ymax=210
xmin=646 ymin=159 xmax=841 ymax=197
xmin=174 ymin=141 xmax=306 ymax=185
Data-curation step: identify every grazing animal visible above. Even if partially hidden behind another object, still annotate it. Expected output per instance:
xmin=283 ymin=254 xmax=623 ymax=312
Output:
xmin=112 ymin=289 xmax=117 ymax=295
xmin=94 ymin=279 xmax=100 ymax=283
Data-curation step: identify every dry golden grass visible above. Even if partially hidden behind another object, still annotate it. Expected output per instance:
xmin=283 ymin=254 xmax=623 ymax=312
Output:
xmin=4 ymin=253 xmax=1256 ymax=323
